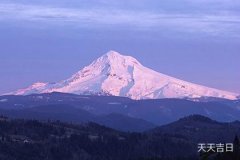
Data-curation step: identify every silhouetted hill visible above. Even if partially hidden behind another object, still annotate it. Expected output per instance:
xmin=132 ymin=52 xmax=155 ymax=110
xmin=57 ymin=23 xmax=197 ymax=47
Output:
xmin=150 ymin=114 xmax=240 ymax=143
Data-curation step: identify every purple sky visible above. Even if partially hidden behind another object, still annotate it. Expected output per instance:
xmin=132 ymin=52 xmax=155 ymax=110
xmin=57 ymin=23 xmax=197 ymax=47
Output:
xmin=0 ymin=0 xmax=240 ymax=94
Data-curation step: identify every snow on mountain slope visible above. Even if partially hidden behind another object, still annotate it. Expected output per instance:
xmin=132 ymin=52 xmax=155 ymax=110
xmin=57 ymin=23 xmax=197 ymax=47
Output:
xmin=7 ymin=51 xmax=239 ymax=100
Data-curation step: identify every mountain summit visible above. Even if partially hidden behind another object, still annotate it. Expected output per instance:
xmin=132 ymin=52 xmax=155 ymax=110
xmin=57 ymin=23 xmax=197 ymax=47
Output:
xmin=8 ymin=51 xmax=238 ymax=100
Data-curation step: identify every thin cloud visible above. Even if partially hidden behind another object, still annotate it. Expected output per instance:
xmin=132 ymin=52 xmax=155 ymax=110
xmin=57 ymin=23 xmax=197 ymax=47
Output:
xmin=0 ymin=3 xmax=240 ymax=36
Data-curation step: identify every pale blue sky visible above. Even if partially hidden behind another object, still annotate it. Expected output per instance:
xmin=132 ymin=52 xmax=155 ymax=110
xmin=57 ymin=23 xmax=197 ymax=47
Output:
xmin=0 ymin=0 xmax=239 ymax=94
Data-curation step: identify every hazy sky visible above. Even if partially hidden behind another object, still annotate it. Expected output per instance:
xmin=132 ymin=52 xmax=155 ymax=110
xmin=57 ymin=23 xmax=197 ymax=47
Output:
xmin=0 ymin=0 xmax=240 ymax=94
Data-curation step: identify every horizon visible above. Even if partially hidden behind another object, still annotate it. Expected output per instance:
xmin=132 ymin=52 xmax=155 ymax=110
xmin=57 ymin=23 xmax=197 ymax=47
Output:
xmin=0 ymin=0 xmax=240 ymax=94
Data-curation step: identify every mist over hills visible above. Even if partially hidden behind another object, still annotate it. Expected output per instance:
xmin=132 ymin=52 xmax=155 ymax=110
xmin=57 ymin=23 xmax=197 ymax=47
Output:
xmin=0 ymin=92 xmax=240 ymax=131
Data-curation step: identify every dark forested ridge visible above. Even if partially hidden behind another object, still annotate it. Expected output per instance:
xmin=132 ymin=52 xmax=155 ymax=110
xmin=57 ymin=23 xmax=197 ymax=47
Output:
xmin=0 ymin=115 xmax=240 ymax=160
xmin=0 ymin=116 xmax=195 ymax=160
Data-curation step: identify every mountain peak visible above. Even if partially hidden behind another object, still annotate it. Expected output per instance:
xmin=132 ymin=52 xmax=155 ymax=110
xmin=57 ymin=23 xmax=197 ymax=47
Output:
xmin=100 ymin=50 xmax=141 ymax=67
xmin=105 ymin=50 xmax=122 ymax=57
xmin=102 ymin=50 xmax=125 ymax=63
xmin=6 ymin=50 xmax=239 ymax=100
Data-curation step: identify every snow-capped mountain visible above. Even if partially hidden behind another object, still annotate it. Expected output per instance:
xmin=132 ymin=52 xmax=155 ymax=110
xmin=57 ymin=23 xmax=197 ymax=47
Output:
xmin=7 ymin=51 xmax=239 ymax=100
